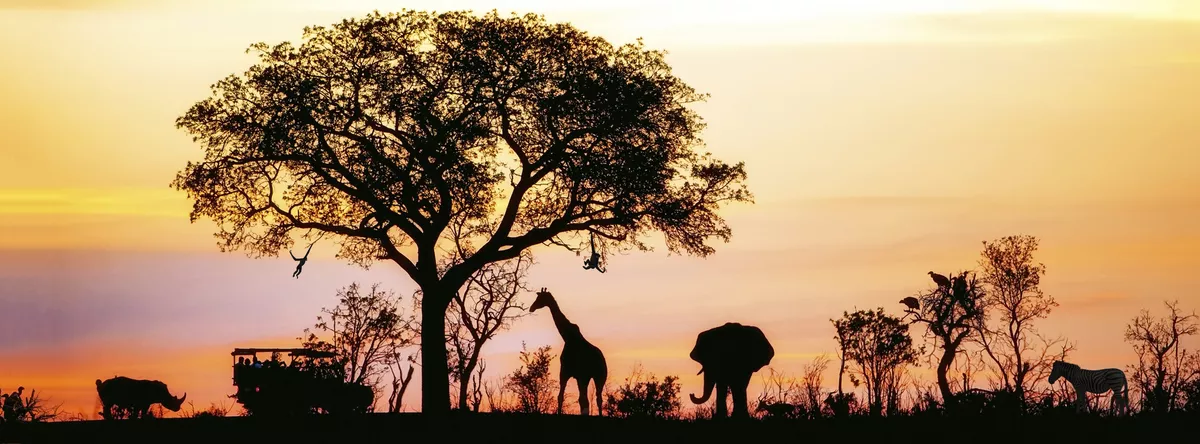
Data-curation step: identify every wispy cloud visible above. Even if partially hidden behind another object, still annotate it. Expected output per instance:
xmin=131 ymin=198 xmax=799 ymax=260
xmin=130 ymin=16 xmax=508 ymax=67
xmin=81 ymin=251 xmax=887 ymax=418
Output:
xmin=898 ymin=11 xmax=1200 ymax=43
xmin=0 ymin=0 xmax=159 ymax=10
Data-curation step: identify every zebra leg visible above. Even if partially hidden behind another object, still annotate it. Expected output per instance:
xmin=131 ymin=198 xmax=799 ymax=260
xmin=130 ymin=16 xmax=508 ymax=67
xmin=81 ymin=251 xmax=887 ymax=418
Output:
xmin=1074 ymin=390 xmax=1088 ymax=413
xmin=1115 ymin=387 xmax=1129 ymax=416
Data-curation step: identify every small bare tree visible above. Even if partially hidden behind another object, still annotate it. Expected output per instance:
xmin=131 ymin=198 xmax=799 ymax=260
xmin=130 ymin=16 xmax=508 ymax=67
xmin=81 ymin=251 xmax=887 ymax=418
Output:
xmin=483 ymin=375 xmax=514 ymax=413
xmin=1124 ymin=300 xmax=1200 ymax=413
xmin=386 ymin=352 xmax=416 ymax=413
xmin=885 ymin=365 xmax=917 ymax=414
xmin=755 ymin=368 xmax=802 ymax=418
xmin=800 ymin=354 xmax=831 ymax=414
xmin=181 ymin=400 xmax=233 ymax=418
xmin=465 ymin=360 xmax=487 ymax=412
xmin=1 ymin=387 xmax=62 ymax=423
xmin=445 ymin=243 xmax=533 ymax=411
xmin=973 ymin=235 xmax=1074 ymax=403
xmin=943 ymin=348 xmax=988 ymax=401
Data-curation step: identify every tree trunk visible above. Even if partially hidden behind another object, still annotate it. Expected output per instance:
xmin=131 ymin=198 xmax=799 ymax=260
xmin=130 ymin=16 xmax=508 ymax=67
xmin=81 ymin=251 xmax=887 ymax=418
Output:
xmin=936 ymin=338 xmax=961 ymax=403
xmin=389 ymin=365 xmax=415 ymax=413
xmin=457 ymin=355 xmax=478 ymax=411
xmin=837 ymin=356 xmax=846 ymax=395
xmin=421 ymin=290 xmax=452 ymax=415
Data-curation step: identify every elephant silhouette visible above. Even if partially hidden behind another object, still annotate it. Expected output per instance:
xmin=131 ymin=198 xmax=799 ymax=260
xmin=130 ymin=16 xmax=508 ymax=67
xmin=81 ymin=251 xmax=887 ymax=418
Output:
xmin=688 ymin=322 xmax=775 ymax=418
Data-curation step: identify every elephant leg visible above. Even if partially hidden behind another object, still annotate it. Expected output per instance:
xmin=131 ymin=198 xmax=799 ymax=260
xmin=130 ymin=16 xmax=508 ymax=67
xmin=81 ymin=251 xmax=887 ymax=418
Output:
xmin=576 ymin=378 xmax=591 ymax=416
xmin=557 ymin=377 xmax=568 ymax=415
xmin=730 ymin=373 xmax=752 ymax=418
xmin=715 ymin=383 xmax=729 ymax=418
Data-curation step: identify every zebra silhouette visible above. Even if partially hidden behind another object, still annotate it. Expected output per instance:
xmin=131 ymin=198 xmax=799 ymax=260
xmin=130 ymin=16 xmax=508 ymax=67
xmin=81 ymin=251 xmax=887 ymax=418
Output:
xmin=1048 ymin=360 xmax=1129 ymax=415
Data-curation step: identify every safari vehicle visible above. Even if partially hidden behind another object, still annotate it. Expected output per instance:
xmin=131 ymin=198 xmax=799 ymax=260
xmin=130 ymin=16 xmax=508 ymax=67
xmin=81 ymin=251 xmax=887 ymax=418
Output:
xmin=230 ymin=348 xmax=374 ymax=416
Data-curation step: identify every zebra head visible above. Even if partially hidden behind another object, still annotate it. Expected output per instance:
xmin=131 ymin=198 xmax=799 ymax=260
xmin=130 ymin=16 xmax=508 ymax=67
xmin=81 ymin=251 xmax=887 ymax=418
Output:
xmin=1048 ymin=360 xmax=1073 ymax=384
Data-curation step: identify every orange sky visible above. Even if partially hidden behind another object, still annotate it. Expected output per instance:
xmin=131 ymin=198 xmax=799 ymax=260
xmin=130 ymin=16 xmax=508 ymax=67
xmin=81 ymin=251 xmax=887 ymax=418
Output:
xmin=1 ymin=0 xmax=1199 ymax=417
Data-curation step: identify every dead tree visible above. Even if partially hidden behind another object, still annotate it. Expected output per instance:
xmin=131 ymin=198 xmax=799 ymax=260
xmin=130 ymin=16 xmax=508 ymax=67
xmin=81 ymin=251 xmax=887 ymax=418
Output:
xmin=906 ymin=270 xmax=986 ymax=403
xmin=1124 ymin=300 xmax=1200 ymax=412
xmin=443 ymin=219 xmax=534 ymax=411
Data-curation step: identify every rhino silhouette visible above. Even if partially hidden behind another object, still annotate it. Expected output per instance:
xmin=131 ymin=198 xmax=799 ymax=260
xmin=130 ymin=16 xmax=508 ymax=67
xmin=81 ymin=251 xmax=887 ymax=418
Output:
xmin=96 ymin=376 xmax=186 ymax=419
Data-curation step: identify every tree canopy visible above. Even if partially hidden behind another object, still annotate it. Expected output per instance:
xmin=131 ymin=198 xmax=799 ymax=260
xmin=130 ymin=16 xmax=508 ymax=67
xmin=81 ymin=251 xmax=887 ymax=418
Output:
xmin=173 ymin=9 xmax=749 ymax=277
xmin=833 ymin=308 xmax=919 ymax=416
xmin=173 ymin=9 xmax=750 ymax=412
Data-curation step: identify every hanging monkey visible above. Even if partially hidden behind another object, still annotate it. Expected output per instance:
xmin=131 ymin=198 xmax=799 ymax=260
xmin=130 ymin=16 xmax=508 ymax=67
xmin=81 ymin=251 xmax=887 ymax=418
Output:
xmin=582 ymin=232 xmax=606 ymax=273
xmin=290 ymin=243 xmax=313 ymax=278
xmin=289 ymin=233 xmax=325 ymax=279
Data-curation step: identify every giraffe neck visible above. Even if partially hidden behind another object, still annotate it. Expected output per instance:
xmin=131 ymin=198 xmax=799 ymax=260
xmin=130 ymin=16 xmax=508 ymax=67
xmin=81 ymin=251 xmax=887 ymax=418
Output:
xmin=545 ymin=300 xmax=576 ymax=340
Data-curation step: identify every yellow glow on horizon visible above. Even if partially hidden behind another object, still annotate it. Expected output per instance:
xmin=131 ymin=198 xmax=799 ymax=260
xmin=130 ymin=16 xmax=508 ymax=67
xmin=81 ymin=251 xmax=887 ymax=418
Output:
xmin=0 ymin=188 xmax=187 ymax=217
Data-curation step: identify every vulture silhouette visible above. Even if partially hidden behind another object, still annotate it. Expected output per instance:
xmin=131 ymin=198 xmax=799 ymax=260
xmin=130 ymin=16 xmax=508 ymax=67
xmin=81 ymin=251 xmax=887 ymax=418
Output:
xmin=899 ymin=297 xmax=919 ymax=311
xmin=928 ymin=271 xmax=951 ymax=288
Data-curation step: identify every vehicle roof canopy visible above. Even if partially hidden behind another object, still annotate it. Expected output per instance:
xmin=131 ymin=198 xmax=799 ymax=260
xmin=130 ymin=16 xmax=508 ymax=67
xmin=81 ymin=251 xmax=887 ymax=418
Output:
xmin=230 ymin=348 xmax=337 ymax=359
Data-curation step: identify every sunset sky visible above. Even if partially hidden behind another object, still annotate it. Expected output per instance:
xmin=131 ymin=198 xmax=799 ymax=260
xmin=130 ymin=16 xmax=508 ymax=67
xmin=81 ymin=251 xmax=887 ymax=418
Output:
xmin=1 ymin=0 xmax=1199 ymax=417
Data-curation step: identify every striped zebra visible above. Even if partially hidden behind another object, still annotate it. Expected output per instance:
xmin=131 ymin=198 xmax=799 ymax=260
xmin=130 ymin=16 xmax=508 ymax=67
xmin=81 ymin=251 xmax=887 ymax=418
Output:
xmin=1048 ymin=360 xmax=1129 ymax=415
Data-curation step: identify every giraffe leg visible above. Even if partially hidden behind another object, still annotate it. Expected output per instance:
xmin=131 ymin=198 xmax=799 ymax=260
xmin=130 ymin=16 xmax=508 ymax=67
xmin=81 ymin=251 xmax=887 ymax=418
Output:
xmin=576 ymin=378 xmax=590 ymax=416
xmin=594 ymin=377 xmax=605 ymax=417
xmin=557 ymin=377 xmax=568 ymax=415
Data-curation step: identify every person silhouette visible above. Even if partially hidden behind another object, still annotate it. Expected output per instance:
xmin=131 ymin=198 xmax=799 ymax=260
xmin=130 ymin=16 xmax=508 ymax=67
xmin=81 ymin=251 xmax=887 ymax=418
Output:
xmin=291 ymin=243 xmax=313 ymax=278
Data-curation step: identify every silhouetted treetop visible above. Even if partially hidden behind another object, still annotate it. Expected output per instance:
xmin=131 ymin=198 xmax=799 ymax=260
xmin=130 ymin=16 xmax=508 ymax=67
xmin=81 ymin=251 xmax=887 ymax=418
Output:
xmin=173 ymin=9 xmax=750 ymax=271
xmin=172 ymin=9 xmax=750 ymax=414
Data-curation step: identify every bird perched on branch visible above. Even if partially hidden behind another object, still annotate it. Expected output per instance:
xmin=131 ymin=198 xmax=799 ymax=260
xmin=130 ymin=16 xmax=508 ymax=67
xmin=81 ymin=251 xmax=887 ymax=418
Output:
xmin=899 ymin=297 xmax=920 ymax=311
xmin=928 ymin=271 xmax=951 ymax=289
xmin=952 ymin=274 xmax=968 ymax=296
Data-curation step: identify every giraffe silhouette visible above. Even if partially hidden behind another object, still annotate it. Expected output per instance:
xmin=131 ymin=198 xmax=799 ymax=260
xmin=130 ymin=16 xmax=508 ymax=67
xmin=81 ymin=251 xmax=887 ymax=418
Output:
xmin=530 ymin=287 xmax=608 ymax=416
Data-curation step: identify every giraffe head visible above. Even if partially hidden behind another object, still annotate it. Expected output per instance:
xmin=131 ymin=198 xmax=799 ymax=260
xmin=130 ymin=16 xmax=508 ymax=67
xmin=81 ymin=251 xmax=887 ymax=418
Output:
xmin=530 ymin=287 xmax=555 ymax=313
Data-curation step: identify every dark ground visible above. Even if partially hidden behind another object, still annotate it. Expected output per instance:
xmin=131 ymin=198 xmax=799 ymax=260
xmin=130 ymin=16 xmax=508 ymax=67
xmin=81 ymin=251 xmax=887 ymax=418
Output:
xmin=1 ymin=412 xmax=1193 ymax=444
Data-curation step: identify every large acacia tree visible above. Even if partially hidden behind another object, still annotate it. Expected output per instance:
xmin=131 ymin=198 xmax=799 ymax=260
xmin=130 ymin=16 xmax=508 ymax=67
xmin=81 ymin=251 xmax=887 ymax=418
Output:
xmin=173 ymin=10 xmax=751 ymax=413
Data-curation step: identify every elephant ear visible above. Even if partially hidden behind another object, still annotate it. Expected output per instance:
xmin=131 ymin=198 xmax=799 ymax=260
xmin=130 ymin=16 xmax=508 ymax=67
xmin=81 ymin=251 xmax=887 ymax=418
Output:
xmin=743 ymin=325 xmax=775 ymax=372
xmin=689 ymin=327 xmax=719 ymax=364
xmin=691 ymin=323 xmax=742 ymax=365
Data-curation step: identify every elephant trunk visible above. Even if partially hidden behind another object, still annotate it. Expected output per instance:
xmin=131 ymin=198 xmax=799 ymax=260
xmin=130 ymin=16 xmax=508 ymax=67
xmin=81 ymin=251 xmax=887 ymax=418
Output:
xmin=690 ymin=369 xmax=715 ymax=404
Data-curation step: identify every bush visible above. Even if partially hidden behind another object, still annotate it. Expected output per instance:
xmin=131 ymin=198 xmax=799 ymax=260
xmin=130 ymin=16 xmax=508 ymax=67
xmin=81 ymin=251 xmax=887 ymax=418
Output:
xmin=604 ymin=365 xmax=681 ymax=420
xmin=506 ymin=343 xmax=558 ymax=414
